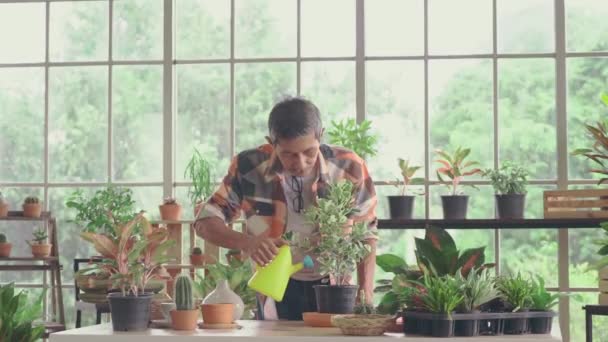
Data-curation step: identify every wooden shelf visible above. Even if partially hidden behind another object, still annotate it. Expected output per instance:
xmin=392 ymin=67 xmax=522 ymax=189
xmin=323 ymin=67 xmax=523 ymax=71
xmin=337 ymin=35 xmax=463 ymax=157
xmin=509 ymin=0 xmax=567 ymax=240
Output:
xmin=377 ymin=218 xmax=606 ymax=229
xmin=0 ymin=256 xmax=58 ymax=261
xmin=0 ymin=211 xmax=50 ymax=221
xmin=0 ymin=264 xmax=59 ymax=271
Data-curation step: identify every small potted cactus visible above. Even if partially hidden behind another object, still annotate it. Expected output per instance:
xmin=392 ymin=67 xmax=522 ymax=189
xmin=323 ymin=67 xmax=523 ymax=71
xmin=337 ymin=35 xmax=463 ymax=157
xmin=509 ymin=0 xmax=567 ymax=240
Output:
xmin=171 ymin=274 xmax=199 ymax=330
xmin=159 ymin=197 xmax=182 ymax=221
xmin=190 ymin=247 xmax=205 ymax=266
xmin=0 ymin=233 xmax=12 ymax=257
xmin=22 ymin=196 xmax=42 ymax=218
xmin=0 ymin=192 xmax=9 ymax=217
xmin=27 ymin=228 xmax=52 ymax=258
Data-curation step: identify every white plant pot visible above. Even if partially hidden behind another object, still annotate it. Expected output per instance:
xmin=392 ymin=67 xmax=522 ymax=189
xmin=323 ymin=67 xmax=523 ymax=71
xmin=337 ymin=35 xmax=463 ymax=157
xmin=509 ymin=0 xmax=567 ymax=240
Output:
xmin=202 ymin=279 xmax=244 ymax=321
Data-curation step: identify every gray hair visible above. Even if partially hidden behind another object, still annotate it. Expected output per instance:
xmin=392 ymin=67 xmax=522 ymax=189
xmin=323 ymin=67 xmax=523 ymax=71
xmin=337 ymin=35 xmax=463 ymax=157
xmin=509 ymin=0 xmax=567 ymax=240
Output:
xmin=267 ymin=97 xmax=323 ymax=144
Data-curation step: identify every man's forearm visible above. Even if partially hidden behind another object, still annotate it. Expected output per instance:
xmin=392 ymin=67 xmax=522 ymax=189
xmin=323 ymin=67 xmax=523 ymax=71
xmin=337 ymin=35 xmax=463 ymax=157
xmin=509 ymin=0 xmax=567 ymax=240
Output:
xmin=357 ymin=238 xmax=377 ymax=304
xmin=195 ymin=216 xmax=251 ymax=251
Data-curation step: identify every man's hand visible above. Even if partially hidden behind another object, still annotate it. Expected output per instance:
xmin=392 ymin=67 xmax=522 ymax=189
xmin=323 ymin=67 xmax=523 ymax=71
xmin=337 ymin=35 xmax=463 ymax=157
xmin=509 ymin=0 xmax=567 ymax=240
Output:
xmin=243 ymin=235 xmax=287 ymax=266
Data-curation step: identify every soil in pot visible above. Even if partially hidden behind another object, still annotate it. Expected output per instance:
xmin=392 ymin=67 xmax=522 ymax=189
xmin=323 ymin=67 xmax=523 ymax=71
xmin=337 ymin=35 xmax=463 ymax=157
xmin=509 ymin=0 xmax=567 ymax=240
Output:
xmin=495 ymin=194 xmax=525 ymax=219
xmin=0 ymin=243 xmax=12 ymax=257
xmin=201 ymin=303 xmax=234 ymax=324
xmin=107 ymin=292 xmax=153 ymax=331
xmin=529 ymin=311 xmax=553 ymax=334
xmin=388 ymin=196 xmax=415 ymax=220
xmin=159 ymin=204 xmax=183 ymax=221
xmin=441 ymin=195 xmax=469 ymax=219
xmin=31 ymin=244 xmax=52 ymax=258
xmin=431 ymin=315 xmax=455 ymax=337
xmin=314 ymin=285 xmax=358 ymax=314
xmin=170 ymin=309 xmax=199 ymax=330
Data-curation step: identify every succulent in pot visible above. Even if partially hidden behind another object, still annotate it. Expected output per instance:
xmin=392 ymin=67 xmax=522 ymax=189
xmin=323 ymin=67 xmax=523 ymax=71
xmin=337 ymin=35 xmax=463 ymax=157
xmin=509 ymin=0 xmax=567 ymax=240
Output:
xmin=387 ymin=158 xmax=425 ymax=220
xmin=190 ymin=247 xmax=205 ymax=266
xmin=27 ymin=228 xmax=52 ymax=258
xmin=159 ymin=196 xmax=183 ymax=221
xmin=482 ymin=161 xmax=529 ymax=219
xmin=0 ymin=233 xmax=12 ymax=258
xmin=170 ymin=274 xmax=199 ymax=330
xmin=435 ymin=147 xmax=482 ymax=219
xmin=22 ymin=196 xmax=42 ymax=218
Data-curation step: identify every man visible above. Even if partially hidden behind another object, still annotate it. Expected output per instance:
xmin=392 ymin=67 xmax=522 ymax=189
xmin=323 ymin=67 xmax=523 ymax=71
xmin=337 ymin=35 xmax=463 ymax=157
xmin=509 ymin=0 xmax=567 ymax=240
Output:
xmin=195 ymin=97 xmax=377 ymax=321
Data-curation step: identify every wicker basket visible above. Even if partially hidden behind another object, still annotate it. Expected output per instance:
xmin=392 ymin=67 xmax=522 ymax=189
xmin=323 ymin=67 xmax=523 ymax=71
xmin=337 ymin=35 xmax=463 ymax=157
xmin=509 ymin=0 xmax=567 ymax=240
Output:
xmin=331 ymin=314 xmax=395 ymax=336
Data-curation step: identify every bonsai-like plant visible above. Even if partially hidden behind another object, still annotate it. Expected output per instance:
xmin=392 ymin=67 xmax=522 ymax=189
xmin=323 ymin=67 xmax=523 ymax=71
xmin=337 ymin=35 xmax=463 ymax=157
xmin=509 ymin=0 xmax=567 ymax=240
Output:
xmin=529 ymin=275 xmax=559 ymax=311
xmin=302 ymin=180 xmax=375 ymax=285
xmin=29 ymin=228 xmax=47 ymax=245
xmin=0 ymin=283 xmax=46 ymax=342
xmin=66 ymin=187 xmax=136 ymax=238
xmin=496 ymin=272 xmax=534 ymax=312
xmin=455 ymin=267 xmax=499 ymax=312
xmin=435 ymin=147 xmax=482 ymax=195
xmin=327 ymin=119 xmax=378 ymax=160
xmin=184 ymin=148 xmax=214 ymax=210
xmin=417 ymin=273 xmax=463 ymax=318
xmin=482 ymin=161 xmax=529 ymax=194
xmin=353 ymin=290 xmax=376 ymax=314
xmin=415 ymin=226 xmax=494 ymax=277
xmin=571 ymin=93 xmax=608 ymax=185
xmin=23 ymin=196 xmax=40 ymax=204
xmin=389 ymin=158 xmax=425 ymax=196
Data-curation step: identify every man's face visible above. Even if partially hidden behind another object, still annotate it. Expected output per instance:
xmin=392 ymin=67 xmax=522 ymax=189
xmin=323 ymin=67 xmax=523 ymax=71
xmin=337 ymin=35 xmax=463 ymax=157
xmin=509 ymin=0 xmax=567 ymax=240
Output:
xmin=272 ymin=133 xmax=321 ymax=177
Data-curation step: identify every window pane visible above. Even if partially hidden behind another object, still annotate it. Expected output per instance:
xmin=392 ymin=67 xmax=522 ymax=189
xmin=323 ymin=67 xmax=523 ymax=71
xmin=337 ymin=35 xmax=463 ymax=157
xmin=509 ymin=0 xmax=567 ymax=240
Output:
xmin=430 ymin=185 xmax=494 ymax=219
xmin=429 ymin=59 xmax=493 ymax=179
xmin=113 ymin=0 xmax=163 ymax=60
xmin=176 ymin=0 xmax=230 ymax=60
xmin=366 ymin=61 xmax=425 ymax=181
xmin=112 ymin=66 xmax=163 ymax=182
xmin=235 ymin=0 xmax=296 ymax=58
xmin=524 ymin=185 xmax=556 ymax=219
xmin=0 ymin=68 xmax=44 ymax=182
xmin=50 ymin=1 xmax=109 ymax=62
xmin=301 ymin=0 xmax=355 ymax=57
xmin=0 ymin=3 xmax=45 ymax=63
xmin=300 ymin=62 xmax=355 ymax=125
xmin=234 ymin=63 xmax=296 ymax=152
xmin=570 ymin=228 xmax=602 ymax=288
xmin=566 ymin=0 xmax=608 ymax=53
xmin=428 ymin=0 xmax=492 ymax=55
xmin=501 ymin=228 xmax=558 ymax=287
xmin=49 ymin=67 xmax=108 ymax=182
xmin=571 ymin=292 xmax=608 ymax=342
xmin=567 ymin=57 xmax=608 ymax=180
xmin=497 ymin=0 xmax=554 ymax=53
xmin=498 ymin=59 xmax=556 ymax=179
xmin=131 ymin=186 xmax=163 ymax=220
xmin=365 ymin=0 xmax=424 ymax=56
xmin=176 ymin=64 xmax=230 ymax=182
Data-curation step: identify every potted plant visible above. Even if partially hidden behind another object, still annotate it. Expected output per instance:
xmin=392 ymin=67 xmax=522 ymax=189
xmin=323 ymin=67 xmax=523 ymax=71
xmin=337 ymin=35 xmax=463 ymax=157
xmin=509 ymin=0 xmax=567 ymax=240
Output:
xmin=0 ymin=283 xmax=46 ymax=341
xmin=454 ymin=268 xmax=499 ymax=336
xmin=159 ymin=197 xmax=182 ymax=221
xmin=27 ymin=228 xmax=52 ymax=258
xmin=483 ymin=161 xmax=529 ymax=219
xmin=416 ymin=273 xmax=464 ymax=337
xmin=184 ymin=148 xmax=214 ymax=217
xmin=22 ymin=196 xmax=41 ymax=218
xmin=327 ymin=119 xmax=378 ymax=160
xmin=301 ymin=180 xmax=375 ymax=314
xmin=0 ymin=233 xmax=11 ymax=258
xmin=496 ymin=272 xmax=534 ymax=334
xmin=170 ymin=274 xmax=199 ymax=330
xmin=435 ymin=147 xmax=482 ymax=219
xmin=0 ymin=192 xmax=9 ymax=217
xmin=571 ymin=93 xmax=608 ymax=185
xmin=593 ymin=221 xmax=608 ymax=304
xmin=190 ymin=247 xmax=205 ymax=266
xmin=80 ymin=211 xmax=175 ymax=331
xmin=387 ymin=158 xmax=424 ymax=220
xmin=529 ymin=275 xmax=559 ymax=334
xmin=331 ymin=290 xmax=395 ymax=336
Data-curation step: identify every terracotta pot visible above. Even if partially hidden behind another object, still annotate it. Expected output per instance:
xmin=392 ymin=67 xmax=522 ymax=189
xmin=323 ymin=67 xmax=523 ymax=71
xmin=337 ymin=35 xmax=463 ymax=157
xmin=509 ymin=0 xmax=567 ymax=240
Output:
xmin=170 ymin=309 xmax=199 ymax=331
xmin=31 ymin=243 xmax=52 ymax=258
xmin=0 ymin=203 xmax=8 ymax=217
xmin=159 ymin=204 xmax=182 ymax=221
xmin=201 ymin=303 xmax=234 ymax=324
xmin=0 ymin=243 xmax=12 ymax=257
xmin=22 ymin=203 xmax=42 ymax=218
xmin=190 ymin=254 xmax=206 ymax=266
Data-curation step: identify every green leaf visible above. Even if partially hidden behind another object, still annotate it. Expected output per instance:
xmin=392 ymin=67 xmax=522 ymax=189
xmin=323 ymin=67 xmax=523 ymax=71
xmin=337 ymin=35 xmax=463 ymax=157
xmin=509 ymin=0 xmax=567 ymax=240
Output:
xmin=376 ymin=254 xmax=407 ymax=274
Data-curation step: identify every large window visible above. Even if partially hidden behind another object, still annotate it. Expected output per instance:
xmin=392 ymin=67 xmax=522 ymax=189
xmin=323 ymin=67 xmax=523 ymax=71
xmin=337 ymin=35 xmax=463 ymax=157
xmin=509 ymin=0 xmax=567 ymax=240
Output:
xmin=1 ymin=1 xmax=608 ymax=340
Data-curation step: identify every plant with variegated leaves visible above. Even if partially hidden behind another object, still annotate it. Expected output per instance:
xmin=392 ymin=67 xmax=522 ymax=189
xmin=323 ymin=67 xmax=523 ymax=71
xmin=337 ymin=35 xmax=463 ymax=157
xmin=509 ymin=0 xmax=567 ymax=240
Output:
xmin=388 ymin=158 xmax=425 ymax=196
xmin=571 ymin=93 xmax=608 ymax=185
xmin=435 ymin=147 xmax=482 ymax=195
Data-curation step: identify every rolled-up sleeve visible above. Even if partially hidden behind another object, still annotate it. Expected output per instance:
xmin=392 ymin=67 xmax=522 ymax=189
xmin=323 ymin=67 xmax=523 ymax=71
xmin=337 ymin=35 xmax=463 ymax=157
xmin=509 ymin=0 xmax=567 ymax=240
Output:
xmin=196 ymin=156 xmax=243 ymax=225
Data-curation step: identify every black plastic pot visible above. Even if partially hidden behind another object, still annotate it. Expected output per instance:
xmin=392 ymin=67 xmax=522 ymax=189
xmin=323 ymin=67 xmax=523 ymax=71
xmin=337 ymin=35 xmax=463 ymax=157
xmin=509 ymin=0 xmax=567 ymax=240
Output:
xmin=402 ymin=310 xmax=418 ymax=334
xmin=529 ymin=311 xmax=553 ymax=334
xmin=388 ymin=196 xmax=415 ymax=219
xmin=441 ymin=195 xmax=469 ymax=219
xmin=313 ymin=285 xmax=358 ymax=314
xmin=455 ymin=311 xmax=479 ymax=337
xmin=504 ymin=309 xmax=529 ymax=335
xmin=479 ymin=318 xmax=505 ymax=336
xmin=496 ymin=194 xmax=525 ymax=219
xmin=107 ymin=292 xmax=153 ymax=331
xmin=431 ymin=314 xmax=455 ymax=337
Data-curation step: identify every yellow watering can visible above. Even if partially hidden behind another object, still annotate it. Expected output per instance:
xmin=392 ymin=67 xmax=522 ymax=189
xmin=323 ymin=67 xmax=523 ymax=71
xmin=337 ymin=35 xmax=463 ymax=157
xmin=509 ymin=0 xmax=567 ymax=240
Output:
xmin=247 ymin=245 xmax=314 ymax=302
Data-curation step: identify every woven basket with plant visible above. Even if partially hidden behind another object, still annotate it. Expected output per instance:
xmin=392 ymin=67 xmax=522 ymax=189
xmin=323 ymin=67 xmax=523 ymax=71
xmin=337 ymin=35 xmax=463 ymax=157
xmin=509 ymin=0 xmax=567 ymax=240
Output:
xmin=331 ymin=291 xmax=394 ymax=336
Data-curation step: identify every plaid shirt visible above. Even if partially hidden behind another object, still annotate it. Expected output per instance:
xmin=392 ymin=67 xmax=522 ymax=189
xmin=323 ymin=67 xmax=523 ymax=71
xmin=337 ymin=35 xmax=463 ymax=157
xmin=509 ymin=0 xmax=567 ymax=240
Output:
xmin=196 ymin=143 xmax=378 ymax=238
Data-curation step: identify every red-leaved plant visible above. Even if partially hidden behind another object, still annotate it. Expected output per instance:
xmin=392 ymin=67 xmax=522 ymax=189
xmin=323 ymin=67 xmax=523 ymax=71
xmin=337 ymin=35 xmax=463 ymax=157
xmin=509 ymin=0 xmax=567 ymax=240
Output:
xmin=435 ymin=147 xmax=482 ymax=195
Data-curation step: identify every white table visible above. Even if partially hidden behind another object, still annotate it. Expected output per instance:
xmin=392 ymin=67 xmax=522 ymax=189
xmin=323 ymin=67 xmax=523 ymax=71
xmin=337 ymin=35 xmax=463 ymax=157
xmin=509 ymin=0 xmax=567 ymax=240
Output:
xmin=50 ymin=321 xmax=562 ymax=341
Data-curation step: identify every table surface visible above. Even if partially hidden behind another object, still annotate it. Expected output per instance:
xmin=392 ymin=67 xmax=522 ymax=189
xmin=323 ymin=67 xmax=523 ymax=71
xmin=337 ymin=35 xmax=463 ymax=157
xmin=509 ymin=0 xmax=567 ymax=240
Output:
xmin=50 ymin=321 xmax=562 ymax=342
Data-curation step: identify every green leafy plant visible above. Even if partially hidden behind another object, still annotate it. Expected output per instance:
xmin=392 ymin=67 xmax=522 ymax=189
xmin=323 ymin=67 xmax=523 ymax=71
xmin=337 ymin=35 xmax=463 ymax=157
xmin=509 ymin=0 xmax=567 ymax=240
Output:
xmin=416 ymin=274 xmax=463 ymax=318
xmin=184 ymin=148 xmax=214 ymax=206
xmin=435 ymin=147 xmax=482 ymax=195
xmin=301 ymin=180 xmax=375 ymax=285
xmin=175 ymin=274 xmax=195 ymax=311
xmin=388 ymin=158 xmax=425 ymax=196
xmin=415 ymin=226 xmax=494 ymax=277
xmin=0 ymin=283 xmax=46 ymax=342
xmin=30 ymin=228 xmax=48 ymax=245
xmin=529 ymin=275 xmax=559 ymax=311
xmin=374 ymin=253 xmax=423 ymax=314
xmin=496 ymin=272 xmax=534 ymax=312
xmin=327 ymin=119 xmax=378 ymax=160
xmin=0 ymin=233 xmax=7 ymax=243
xmin=592 ymin=221 xmax=608 ymax=270
xmin=482 ymin=161 xmax=529 ymax=194
xmin=571 ymin=94 xmax=608 ymax=185
xmin=455 ymin=267 xmax=499 ymax=312
xmin=65 ymin=187 xmax=137 ymax=238
xmin=23 ymin=196 xmax=40 ymax=204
